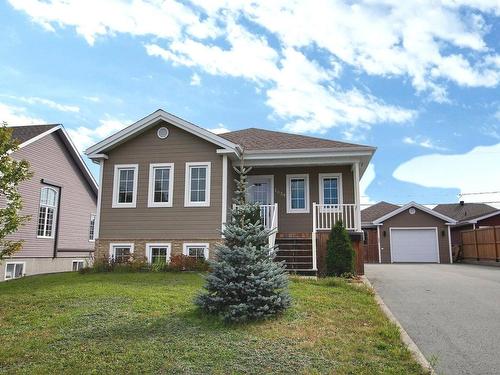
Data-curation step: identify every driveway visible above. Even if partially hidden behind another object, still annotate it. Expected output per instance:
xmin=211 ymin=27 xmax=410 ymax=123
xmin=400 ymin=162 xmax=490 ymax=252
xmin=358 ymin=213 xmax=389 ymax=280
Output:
xmin=365 ymin=264 xmax=500 ymax=375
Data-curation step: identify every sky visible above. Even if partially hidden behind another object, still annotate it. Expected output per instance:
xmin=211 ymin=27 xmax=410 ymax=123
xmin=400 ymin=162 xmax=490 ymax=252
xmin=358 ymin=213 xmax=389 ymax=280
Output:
xmin=1 ymin=0 xmax=499 ymax=207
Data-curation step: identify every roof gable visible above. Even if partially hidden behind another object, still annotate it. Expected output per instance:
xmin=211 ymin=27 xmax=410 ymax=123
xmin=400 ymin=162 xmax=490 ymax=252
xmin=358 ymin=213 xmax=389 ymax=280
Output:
xmin=373 ymin=201 xmax=456 ymax=224
xmin=9 ymin=124 xmax=98 ymax=196
xmin=85 ymin=109 xmax=239 ymax=157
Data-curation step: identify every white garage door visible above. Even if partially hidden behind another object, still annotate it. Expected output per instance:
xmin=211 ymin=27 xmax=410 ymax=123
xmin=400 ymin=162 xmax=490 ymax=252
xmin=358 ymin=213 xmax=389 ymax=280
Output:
xmin=391 ymin=228 xmax=439 ymax=263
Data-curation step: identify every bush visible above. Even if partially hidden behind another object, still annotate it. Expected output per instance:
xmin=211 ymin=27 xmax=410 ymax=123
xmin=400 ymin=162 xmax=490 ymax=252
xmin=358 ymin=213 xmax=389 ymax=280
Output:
xmin=79 ymin=254 xmax=208 ymax=274
xmin=325 ymin=220 xmax=355 ymax=277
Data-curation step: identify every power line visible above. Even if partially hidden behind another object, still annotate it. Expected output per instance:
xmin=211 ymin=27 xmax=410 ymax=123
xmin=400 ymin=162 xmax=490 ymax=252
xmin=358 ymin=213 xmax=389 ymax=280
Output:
xmin=459 ymin=191 xmax=500 ymax=196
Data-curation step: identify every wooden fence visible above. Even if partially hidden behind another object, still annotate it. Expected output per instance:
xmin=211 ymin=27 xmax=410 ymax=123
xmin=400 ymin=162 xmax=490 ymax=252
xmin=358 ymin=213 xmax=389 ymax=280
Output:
xmin=316 ymin=231 xmax=364 ymax=275
xmin=460 ymin=226 xmax=500 ymax=262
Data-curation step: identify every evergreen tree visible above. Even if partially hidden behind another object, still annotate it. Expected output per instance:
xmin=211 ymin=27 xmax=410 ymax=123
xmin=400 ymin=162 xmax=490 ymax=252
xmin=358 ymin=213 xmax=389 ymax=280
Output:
xmin=0 ymin=122 xmax=33 ymax=260
xmin=325 ymin=220 xmax=355 ymax=276
xmin=195 ymin=162 xmax=291 ymax=323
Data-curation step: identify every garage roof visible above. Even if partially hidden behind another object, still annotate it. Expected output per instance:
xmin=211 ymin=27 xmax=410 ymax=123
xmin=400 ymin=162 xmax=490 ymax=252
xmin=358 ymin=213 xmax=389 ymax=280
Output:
xmin=373 ymin=202 xmax=456 ymax=225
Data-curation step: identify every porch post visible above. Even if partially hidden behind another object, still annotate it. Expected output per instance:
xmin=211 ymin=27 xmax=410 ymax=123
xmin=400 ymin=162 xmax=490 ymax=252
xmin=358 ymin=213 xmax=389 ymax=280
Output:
xmin=352 ymin=162 xmax=361 ymax=231
xmin=312 ymin=202 xmax=318 ymax=271
xmin=221 ymin=155 xmax=228 ymax=234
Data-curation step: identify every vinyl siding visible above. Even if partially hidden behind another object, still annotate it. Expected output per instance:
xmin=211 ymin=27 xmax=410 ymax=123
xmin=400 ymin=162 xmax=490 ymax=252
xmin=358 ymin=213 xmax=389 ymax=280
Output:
xmin=246 ymin=165 xmax=355 ymax=233
xmin=5 ymin=131 xmax=97 ymax=257
xmin=379 ymin=208 xmax=451 ymax=263
xmin=99 ymin=121 xmax=223 ymax=240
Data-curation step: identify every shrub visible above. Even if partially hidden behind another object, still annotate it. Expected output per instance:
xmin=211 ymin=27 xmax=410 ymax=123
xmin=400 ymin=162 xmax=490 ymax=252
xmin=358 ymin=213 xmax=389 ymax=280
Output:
xmin=326 ymin=220 xmax=355 ymax=276
xmin=167 ymin=254 xmax=209 ymax=272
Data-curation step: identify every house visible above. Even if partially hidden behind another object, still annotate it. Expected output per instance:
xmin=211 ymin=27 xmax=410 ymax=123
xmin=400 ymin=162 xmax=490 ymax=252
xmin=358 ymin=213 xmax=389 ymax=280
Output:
xmin=361 ymin=201 xmax=456 ymax=263
xmin=85 ymin=109 xmax=375 ymax=275
xmin=433 ymin=201 xmax=500 ymax=258
xmin=1 ymin=125 xmax=98 ymax=281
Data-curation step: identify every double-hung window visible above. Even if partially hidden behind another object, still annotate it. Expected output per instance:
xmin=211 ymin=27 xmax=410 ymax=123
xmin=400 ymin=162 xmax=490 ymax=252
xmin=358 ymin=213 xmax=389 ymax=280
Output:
xmin=5 ymin=262 xmax=25 ymax=280
xmin=37 ymin=187 xmax=58 ymax=238
xmin=183 ymin=243 xmax=209 ymax=260
xmin=286 ymin=174 xmax=309 ymax=213
xmin=148 ymin=163 xmax=174 ymax=207
xmin=185 ymin=162 xmax=211 ymax=207
xmin=89 ymin=214 xmax=96 ymax=241
xmin=146 ymin=243 xmax=171 ymax=264
xmin=319 ymin=173 xmax=342 ymax=206
xmin=110 ymin=243 xmax=134 ymax=263
xmin=112 ymin=164 xmax=138 ymax=208
xmin=72 ymin=260 xmax=85 ymax=271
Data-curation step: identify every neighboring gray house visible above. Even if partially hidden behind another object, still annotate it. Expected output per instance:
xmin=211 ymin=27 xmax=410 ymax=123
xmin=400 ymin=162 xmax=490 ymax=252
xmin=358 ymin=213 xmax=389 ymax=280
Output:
xmin=85 ymin=109 xmax=375 ymax=275
xmin=1 ymin=125 xmax=97 ymax=281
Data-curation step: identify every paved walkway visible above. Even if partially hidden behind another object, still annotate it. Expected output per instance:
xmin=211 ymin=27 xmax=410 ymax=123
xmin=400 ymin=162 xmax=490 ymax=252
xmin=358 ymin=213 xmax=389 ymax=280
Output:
xmin=365 ymin=264 xmax=500 ymax=375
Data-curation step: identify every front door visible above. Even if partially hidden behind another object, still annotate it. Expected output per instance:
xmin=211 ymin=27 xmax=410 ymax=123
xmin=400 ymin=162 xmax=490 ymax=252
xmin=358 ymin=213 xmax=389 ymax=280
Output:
xmin=247 ymin=175 xmax=274 ymax=204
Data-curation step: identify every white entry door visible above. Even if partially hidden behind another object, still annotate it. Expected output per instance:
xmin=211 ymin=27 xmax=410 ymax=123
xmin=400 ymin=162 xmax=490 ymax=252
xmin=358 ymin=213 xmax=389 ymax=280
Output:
xmin=391 ymin=228 xmax=439 ymax=263
xmin=247 ymin=176 xmax=274 ymax=204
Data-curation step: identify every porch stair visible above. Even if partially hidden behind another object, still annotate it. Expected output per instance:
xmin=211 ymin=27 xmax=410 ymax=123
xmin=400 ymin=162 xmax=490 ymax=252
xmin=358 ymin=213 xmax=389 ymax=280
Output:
xmin=275 ymin=233 xmax=317 ymax=275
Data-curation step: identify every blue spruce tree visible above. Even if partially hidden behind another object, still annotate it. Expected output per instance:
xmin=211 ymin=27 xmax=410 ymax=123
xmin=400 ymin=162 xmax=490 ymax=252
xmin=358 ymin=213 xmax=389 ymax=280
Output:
xmin=195 ymin=162 xmax=291 ymax=322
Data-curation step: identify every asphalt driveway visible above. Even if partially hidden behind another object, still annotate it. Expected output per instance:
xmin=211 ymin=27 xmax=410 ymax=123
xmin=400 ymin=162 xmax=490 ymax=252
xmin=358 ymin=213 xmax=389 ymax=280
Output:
xmin=365 ymin=264 xmax=500 ymax=375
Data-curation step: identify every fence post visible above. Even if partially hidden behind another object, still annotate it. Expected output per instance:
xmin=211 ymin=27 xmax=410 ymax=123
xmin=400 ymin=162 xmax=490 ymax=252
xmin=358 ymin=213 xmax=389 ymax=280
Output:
xmin=494 ymin=226 xmax=499 ymax=262
xmin=312 ymin=203 xmax=317 ymax=271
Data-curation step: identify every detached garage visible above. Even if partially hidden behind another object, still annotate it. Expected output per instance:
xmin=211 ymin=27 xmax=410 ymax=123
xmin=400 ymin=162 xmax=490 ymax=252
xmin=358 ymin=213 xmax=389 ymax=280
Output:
xmin=362 ymin=202 xmax=456 ymax=264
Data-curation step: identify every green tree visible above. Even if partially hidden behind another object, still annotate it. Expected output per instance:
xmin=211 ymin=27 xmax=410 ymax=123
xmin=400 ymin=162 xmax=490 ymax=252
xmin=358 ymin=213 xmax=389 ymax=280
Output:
xmin=325 ymin=220 xmax=355 ymax=276
xmin=195 ymin=161 xmax=291 ymax=323
xmin=0 ymin=122 xmax=33 ymax=260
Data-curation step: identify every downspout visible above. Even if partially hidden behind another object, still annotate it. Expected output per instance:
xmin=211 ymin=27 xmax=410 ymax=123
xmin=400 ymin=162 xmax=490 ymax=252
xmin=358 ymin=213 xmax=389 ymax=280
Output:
xmin=41 ymin=179 xmax=62 ymax=259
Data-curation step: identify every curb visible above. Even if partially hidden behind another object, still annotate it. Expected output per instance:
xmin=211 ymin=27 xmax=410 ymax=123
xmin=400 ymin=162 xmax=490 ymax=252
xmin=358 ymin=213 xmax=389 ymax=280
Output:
xmin=361 ymin=276 xmax=435 ymax=374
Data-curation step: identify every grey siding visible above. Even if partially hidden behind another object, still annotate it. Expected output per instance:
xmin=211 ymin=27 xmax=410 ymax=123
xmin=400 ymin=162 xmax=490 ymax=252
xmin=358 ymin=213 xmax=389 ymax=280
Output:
xmin=6 ymin=131 xmax=97 ymax=258
xmin=246 ymin=165 xmax=355 ymax=233
xmin=379 ymin=208 xmax=451 ymax=263
xmin=99 ymin=121 xmax=223 ymax=240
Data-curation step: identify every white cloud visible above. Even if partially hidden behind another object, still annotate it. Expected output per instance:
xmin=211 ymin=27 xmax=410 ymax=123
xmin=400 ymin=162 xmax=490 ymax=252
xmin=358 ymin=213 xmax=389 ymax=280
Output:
xmin=393 ymin=142 xmax=500 ymax=203
xmin=8 ymin=0 xmax=499 ymax=133
xmin=403 ymin=136 xmax=447 ymax=151
xmin=0 ymin=103 xmax=45 ymax=125
xmin=67 ymin=116 xmax=129 ymax=152
xmin=207 ymin=123 xmax=230 ymax=134
xmin=8 ymin=95 xmax=80 ymax=113
xmin=190 ymin=73 xmax=201 ymax=86
xmin=360 ymin=163 xmax=376 ymax=205
xmin=84 ymin=96 xmax=100 ymax=103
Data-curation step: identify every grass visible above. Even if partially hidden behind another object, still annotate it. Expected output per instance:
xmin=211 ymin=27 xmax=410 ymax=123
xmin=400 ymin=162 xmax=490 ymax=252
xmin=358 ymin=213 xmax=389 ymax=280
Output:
xmin=0 ymin=272 xmax=426 ymax=374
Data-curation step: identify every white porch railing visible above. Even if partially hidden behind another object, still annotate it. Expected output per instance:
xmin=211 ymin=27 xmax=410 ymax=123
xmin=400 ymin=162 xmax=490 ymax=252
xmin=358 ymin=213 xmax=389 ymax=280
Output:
xmin=261 ymin=204 xmax=278 ymax=248
xmin=313 ymin=203 xmax=360 ymax=231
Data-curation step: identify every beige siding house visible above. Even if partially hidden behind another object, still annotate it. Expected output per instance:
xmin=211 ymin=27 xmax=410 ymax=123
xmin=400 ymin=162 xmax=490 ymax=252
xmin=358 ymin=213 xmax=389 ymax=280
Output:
xmin=1 ymin=125 xmax=97 ymax=281
xmin=361 ymin=201 xmax=456 ymax=264
xmin=86 ymin=110 xmax=375 ymax=275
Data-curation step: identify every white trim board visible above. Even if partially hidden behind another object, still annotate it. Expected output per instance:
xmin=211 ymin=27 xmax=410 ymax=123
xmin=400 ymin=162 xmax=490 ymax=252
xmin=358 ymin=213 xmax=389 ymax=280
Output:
xmin=184 ymin=162 xmax=211 ymax=207
xmin=109 ymin=242 xmax=135 ymax=259
xmin=145 ymin=242 xmax=172 ymax=263
xmin=112 ymin=164 xmax=139 ymax=208
xmin=183 ymin=242 xmax=210 ymax=259
xmin=467 ymin=210 xmax=500 ymax=224
xmin=286 ymin=174 xmax=310 ymax=214
xmin=373 ymin=201 xmax=456 ymax=225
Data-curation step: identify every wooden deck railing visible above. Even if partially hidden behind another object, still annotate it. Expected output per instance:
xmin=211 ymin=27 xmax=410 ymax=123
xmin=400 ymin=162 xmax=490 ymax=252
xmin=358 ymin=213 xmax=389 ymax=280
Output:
xmin=313 ymin=203 xmax=359 ymax=231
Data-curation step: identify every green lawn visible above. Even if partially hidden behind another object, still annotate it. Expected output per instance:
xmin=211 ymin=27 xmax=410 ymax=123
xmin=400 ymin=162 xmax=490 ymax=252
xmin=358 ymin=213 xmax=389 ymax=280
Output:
xmin=0 ymin=272 xmax=425 ymax=374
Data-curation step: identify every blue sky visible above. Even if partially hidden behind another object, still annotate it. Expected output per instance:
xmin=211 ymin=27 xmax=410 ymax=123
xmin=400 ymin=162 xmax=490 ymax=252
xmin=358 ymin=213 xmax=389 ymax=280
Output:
xmin=1 ymin=0 xmax=499 ymax=206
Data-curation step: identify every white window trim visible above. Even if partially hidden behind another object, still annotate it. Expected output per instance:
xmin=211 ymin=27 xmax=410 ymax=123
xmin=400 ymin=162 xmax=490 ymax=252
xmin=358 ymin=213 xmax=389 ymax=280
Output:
xmin=148 ymin=163 xmax=174 ymax=208
xmin=184 ymin=162 xmax=211 ymax=207
xmin=318 ymin=173 xmax=343 ymax=212
xmin=109 ymin=242 xmax=135 ymax=259
xmin=72 ymin=259 xmax=85 ymax=271
xmin=89 ymin=213 xmax=96 ymax=242
xmin=145 ymin=242 xmax=172 ymax=263
xmin=4 ymin=261 xmax=26 ymax=280
xmin=37 ymin=187 xmax=58 ymax=239
xmin=286 ymin=174 xmax=310 ymax=214
xmin=112 ymin=164 xmax=139 ymax=208
xmin=183 ymin=242 xmax=209 ymax=259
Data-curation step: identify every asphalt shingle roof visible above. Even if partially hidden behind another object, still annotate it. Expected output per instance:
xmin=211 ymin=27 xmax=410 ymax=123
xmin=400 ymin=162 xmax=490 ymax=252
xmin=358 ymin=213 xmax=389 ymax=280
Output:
xmin=361 ymin=201 xmax=400 ymax=224
xmin=219 ymin=127 xmax=372 ymax=151
xmin=9 ymin=124 xmax=59 ymax=144
xmin=433 ymin=203 xmax=498 ymax=222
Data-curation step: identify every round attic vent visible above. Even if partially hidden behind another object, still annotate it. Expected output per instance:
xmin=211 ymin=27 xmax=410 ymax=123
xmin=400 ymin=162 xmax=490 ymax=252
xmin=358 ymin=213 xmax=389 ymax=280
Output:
xmin=157 ymin=127 xmax=169 ymax=139
xmin=409 ymin=208 xmax=416 ymax=215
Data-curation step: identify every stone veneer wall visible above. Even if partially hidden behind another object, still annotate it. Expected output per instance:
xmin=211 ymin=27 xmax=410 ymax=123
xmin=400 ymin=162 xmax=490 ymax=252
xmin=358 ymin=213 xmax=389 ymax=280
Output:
xmin=94 ymin=239 xmax=222 ymax=261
